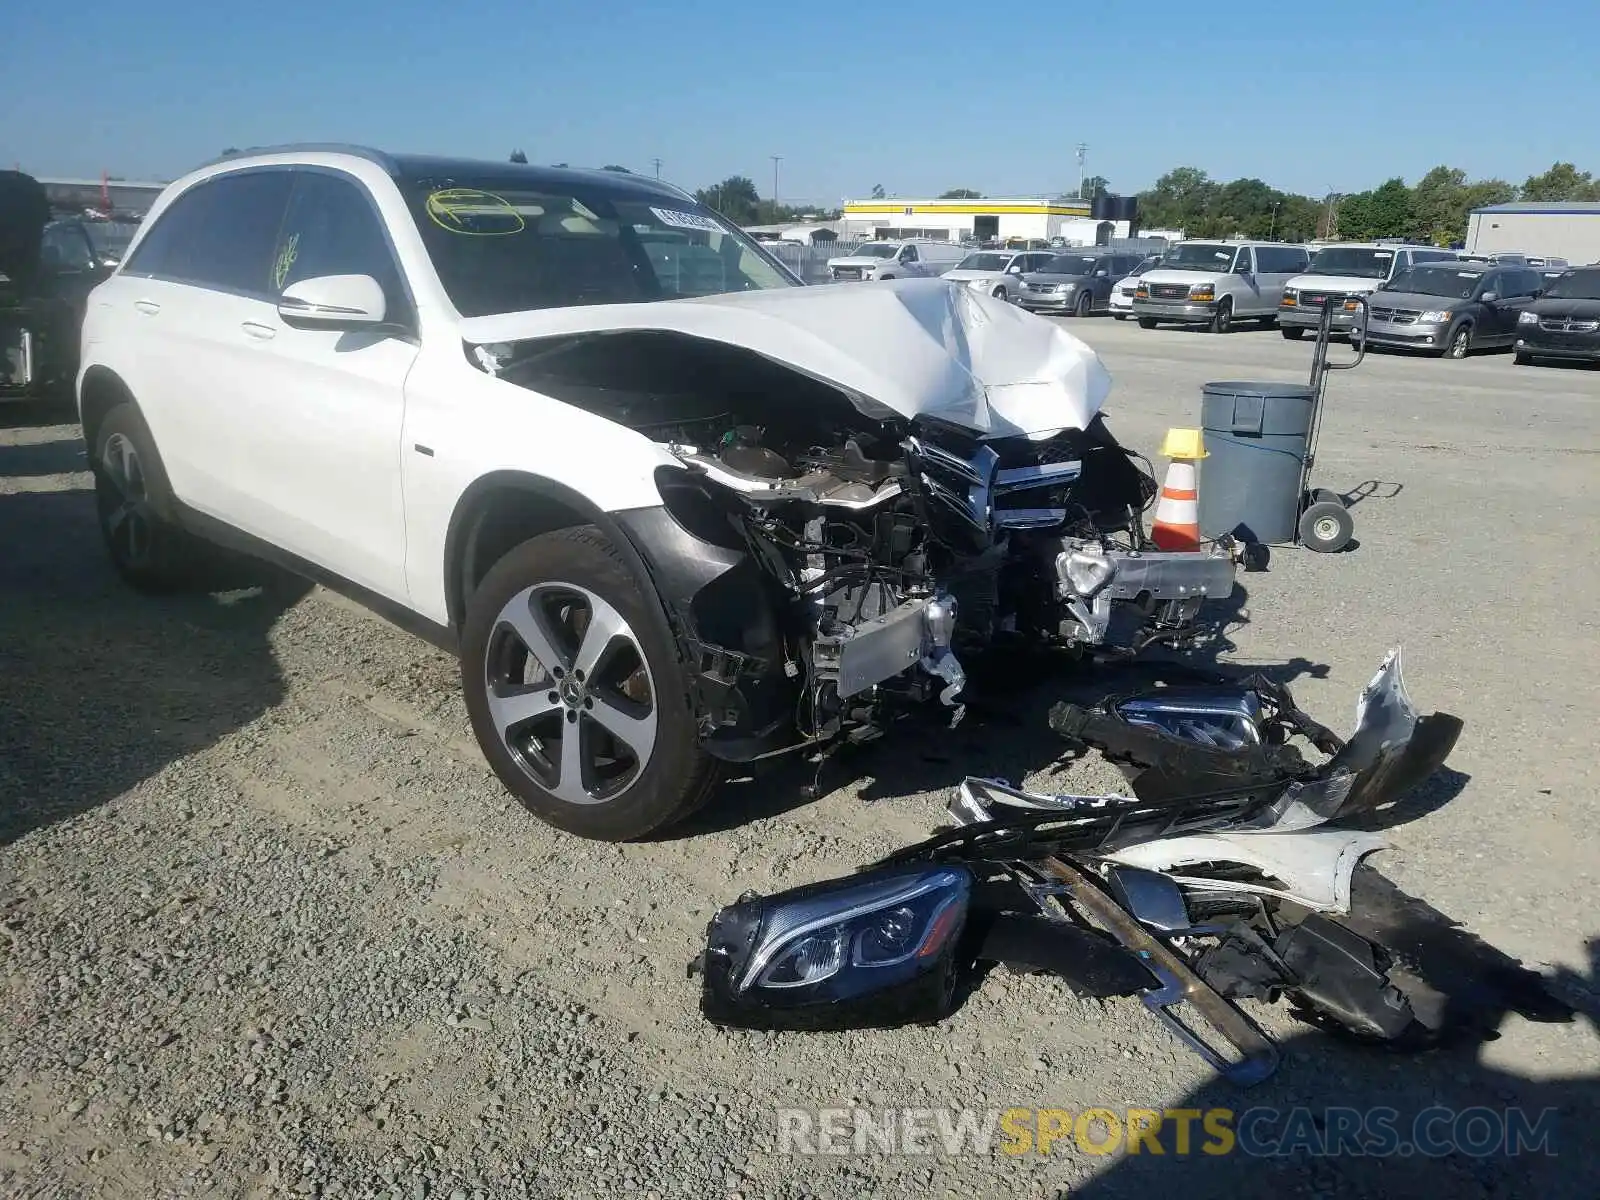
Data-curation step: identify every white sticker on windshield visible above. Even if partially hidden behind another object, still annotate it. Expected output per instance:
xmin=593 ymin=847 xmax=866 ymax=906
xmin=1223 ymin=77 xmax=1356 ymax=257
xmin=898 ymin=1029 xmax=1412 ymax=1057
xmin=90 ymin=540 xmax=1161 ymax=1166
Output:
xmin=1374 ymin=250 xmax=1393 ymax=258
xmin=652 ymin=207 xmax=722 ymax=233
xmin=1458 ymin=272 xmax=1476 ymax=278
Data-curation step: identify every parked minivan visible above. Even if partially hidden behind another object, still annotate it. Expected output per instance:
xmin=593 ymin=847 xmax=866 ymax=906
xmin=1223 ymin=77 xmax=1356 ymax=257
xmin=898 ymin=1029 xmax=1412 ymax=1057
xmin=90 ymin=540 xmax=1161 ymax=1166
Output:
xmin=1132 ymin=241 xmax=1311 ymax=333
xmin=1278 ymin=243 xmax=1459 ymax=340
xmin=826 ymin=239 xmax=968 ymax=282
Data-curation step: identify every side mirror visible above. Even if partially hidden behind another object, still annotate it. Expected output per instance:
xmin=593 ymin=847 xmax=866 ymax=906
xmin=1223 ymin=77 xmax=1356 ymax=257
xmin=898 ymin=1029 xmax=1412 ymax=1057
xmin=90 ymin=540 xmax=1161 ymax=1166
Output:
xmin=1094 ymin=268 xmax=1109 ymax=277
xmin=1479 ymin=291 xmax=1498 ymax=304
xmin=277 ymin=274 xmax=388 ymax=330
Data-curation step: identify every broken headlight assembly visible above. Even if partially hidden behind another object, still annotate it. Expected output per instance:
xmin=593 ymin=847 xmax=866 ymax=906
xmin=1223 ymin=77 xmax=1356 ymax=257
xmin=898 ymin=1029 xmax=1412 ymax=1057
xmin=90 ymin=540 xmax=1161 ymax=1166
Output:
xmin=692 ymin=865 xmax=971 ymax=1031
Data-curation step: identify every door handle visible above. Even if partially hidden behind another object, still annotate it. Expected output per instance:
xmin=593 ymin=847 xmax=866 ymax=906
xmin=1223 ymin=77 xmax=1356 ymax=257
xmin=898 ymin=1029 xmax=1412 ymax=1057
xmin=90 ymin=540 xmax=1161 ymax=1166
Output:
xmin=133 ymin=299 xmax=161 ymax=315
xmin=240 ymin=321 xmax=277 ymax=341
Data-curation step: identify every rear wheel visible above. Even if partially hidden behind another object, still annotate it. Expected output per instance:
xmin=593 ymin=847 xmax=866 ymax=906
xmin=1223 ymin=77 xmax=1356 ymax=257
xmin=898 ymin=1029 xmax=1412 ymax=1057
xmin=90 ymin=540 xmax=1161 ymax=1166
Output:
xmin=1281 ymin=326 xmax=1306 ymax=340
xmin=461 ymin=526 xmax=716 ymax=841
xmin=92 ymin=404 xmax=199 ymax=592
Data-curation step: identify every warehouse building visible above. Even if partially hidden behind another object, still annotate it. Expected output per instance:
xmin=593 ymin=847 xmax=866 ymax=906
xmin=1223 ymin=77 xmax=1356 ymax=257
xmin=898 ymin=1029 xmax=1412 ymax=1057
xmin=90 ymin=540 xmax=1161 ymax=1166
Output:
xmin=840 ymin=196 xmax=1130 ymax=245
xmin=1466 ymin=201 xmax=1600 ymax=265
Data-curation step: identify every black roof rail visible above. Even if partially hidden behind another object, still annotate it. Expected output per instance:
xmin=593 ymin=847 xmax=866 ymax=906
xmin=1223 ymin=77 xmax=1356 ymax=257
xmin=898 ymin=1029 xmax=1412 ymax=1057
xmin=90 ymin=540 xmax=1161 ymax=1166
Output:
xmin=195 ymin=144 xmax=400 ymax=174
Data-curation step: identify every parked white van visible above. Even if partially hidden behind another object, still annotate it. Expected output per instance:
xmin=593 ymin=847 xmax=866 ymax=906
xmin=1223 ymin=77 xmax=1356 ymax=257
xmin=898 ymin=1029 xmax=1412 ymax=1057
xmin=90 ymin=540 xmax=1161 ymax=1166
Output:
xmin=826 ymin=239 xmax=969 ymax=282
xmin=1278 ymin=243 xmax=1459 ymax=340
xmin=1132 ymin=241 xmax=1311 ymax=333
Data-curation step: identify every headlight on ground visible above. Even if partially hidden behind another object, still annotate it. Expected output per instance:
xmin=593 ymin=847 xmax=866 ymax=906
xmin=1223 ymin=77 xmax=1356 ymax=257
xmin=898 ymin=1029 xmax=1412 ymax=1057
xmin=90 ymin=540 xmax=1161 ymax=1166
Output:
xmin=694 ymin=866 xmax=972 ymax=1030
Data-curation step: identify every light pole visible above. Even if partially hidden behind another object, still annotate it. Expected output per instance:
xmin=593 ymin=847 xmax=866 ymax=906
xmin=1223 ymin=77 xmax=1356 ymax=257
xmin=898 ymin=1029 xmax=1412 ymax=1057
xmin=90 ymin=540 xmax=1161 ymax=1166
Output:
xmin=771 ymin=156 xmax=782 ymax=207
xmin=1075 ymin=143 xmax=1088 ymax=200
xmin=1268 ymin=201 xmax=1280 ymax=239
xmin=651 ymin=157 xmax=662 ymax=179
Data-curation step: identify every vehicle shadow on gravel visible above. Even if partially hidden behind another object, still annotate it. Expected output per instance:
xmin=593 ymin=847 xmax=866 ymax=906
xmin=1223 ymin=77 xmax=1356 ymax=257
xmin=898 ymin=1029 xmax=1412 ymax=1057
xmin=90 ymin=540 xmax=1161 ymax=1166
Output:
xmin=0 ymin=482 xmax=308 ymax=846
xmin=1071 ymin=941 xmax=1600 ymax=1200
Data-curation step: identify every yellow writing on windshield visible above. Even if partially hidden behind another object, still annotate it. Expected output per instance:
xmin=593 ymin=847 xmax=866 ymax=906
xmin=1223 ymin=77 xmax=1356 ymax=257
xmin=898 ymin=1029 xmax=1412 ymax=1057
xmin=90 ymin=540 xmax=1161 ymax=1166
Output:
xmin=425 ymin=188 xmax=525 ymax=236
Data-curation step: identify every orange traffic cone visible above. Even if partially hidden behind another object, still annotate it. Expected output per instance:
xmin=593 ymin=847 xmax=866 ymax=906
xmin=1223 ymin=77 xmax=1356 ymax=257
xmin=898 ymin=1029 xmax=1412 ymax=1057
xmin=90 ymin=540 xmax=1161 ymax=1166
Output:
xmin=1150 ymin=429 xmax=1205 ymax=551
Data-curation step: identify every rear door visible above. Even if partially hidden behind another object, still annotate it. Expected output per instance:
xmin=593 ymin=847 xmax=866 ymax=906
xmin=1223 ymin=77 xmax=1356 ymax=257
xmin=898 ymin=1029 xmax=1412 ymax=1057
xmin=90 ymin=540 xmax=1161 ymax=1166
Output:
xmin=109 ymin=168 xmax=296 ymax=517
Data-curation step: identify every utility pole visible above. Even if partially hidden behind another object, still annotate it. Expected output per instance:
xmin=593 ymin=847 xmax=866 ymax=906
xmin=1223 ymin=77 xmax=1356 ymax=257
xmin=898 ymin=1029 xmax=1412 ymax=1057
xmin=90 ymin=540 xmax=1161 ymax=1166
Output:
xmin=1075 ymin=143 xmax=1088 ymax=200
xmin=771 ymin=156 xmax=782 ymax=207
xmin=651 ymin=157 xmax=662 ymax=179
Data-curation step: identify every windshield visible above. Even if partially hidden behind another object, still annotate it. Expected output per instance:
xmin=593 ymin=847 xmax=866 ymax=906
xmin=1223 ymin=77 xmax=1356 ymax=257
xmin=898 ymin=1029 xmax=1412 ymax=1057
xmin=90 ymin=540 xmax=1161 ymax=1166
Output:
xmin=853 ymin=243 xmax=897 ymax=258
xmin=956 ymin=253 xmax=1010 ymax=271
xmin=1306 ymin=247 xmax=1395 ymax=279
xmin=1131 ymin=257 xmax=1161 ymax=276
xmin=400 ymin=179 xmax=796 ymax=316
xmin=1542 ymin=268 xmax=1600 ymax=300
xmin=1040 ymin=254 xmax=1100 ymax=276
xmin=1383 ymin=267 xmax=1483 ymax=299
xmin=1163 ymin=242 xmax=1235 ymax=271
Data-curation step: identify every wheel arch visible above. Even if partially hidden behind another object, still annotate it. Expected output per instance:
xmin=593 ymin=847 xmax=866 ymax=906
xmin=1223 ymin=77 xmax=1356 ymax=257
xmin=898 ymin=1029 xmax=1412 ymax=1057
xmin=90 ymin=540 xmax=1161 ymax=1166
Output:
xmin=78 ymin=365 xmax=136 ymax=457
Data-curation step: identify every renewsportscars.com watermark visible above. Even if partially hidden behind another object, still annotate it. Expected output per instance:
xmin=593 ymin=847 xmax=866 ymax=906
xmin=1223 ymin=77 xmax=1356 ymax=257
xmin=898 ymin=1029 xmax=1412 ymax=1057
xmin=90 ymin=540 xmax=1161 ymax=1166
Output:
xmin=775 ymin=1106 xmax=1559 ymax=1159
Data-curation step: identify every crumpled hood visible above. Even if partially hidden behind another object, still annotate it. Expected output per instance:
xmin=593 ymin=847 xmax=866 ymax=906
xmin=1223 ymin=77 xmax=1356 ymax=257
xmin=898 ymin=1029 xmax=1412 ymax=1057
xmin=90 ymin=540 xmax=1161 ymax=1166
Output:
xmin=457 ymin=278 xmax=1112 ymax=439
xmin=1288 ymin=273 xmax=1386 ymax=294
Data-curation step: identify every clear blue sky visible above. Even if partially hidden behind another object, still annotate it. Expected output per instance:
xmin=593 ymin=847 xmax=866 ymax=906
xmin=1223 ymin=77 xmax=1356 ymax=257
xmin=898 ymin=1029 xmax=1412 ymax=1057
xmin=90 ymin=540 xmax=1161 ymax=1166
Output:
xmin=4 ymin=0 xmax=1596 ymax=203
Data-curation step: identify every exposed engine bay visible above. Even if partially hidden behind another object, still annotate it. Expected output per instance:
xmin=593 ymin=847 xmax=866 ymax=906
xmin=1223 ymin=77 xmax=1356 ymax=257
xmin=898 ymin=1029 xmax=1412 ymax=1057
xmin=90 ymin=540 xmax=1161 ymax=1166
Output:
xmin=474 ymin=324 xmax=1241 ymax=756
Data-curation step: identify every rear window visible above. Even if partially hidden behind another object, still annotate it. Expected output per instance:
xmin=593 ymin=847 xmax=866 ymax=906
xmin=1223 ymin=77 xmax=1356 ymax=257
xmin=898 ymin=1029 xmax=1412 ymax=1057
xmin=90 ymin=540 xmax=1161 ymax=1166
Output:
xmin=123 ymin=170 xmax=294 ymax=295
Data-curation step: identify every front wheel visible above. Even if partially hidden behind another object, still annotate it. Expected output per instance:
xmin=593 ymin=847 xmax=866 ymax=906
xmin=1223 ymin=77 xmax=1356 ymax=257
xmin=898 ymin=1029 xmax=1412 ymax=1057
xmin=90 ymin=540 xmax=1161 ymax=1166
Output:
xmin=1113 ymin=313 xmax=1128 ymax=321
xmin=991 ymin=285 xmax=1007 ymax=299
xmin=1281 ymin=326 xmax=1306 ymax=340
xmin=1208 ymin=299 xmax=1233 ymax=334
xmin=1137 ymin=316 xmax=1158 ymax=329
xmin=1074 ymin=290 xmax=1093 ymax=318
xmin=461 ymin=526 xmax=717 ymax=841
xmin=1513 ymin=350 xmax=1533 ymax=366
xmin=1444 ymin=323 xmax=1473 ymax=359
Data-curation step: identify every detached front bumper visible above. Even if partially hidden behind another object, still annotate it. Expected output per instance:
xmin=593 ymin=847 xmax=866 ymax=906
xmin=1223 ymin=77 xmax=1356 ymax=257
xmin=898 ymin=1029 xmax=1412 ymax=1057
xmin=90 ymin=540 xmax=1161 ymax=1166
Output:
xmin=1132 ymin=298 xmax=1216 ymax=322
xmin=1054 ymin=541 xmax=1239 ymax=646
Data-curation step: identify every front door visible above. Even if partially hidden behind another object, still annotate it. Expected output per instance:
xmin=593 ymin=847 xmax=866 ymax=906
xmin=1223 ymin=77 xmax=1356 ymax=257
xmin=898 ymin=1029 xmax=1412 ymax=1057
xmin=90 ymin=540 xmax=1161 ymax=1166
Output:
xmin=245 ymin=169 xmax=419 ymax=601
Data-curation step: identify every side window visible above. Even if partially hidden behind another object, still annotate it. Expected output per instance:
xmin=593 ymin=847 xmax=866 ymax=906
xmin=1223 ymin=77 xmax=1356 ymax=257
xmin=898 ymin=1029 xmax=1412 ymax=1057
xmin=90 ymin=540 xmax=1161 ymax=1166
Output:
xmin=273 ymin=171 xmax=409 ymax=321
xmin=900 ymin=244 xmax=919 ymax=263
xmin=1478 ymin=271 xmax=1503 ymax=297
xmin=1514 ymin=269 xmax=1541 ymax=296
xmin=1231 ymin=247 xmax=1254 ymax=274
xmin=123 ymin=171 xmax=294 ymax=294
xmin=40 ymin=225 xmax=96 ymax=272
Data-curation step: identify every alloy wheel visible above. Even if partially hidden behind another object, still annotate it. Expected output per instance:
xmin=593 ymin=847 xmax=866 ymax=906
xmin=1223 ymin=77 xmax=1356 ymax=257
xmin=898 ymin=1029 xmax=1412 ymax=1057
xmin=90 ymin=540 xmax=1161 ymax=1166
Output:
xmin=1449 ymin=327 xmax=1471 ymax=358
xmin=97 ymin=432 xmax=154 ymax=568
xmin=484 ymin=582 xmax=658 ymax=806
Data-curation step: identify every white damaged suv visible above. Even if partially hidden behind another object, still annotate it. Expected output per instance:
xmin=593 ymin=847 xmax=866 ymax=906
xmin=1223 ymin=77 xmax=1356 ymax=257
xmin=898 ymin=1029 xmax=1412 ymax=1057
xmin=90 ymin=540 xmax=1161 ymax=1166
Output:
xmin=78 ymin=146 xmax=1236 ymax=841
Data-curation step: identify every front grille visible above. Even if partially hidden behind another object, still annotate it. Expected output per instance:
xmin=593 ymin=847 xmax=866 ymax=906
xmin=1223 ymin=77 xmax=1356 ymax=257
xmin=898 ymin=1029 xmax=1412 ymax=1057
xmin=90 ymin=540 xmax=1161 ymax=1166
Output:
xmin=1151 ymin=284 xmax=1190 ymax=300
xmin=1539 ymin=316 xmax=1600 ymax=333
xmin=833 ymin=267 xmax=861 ymax=280
xmin=1300 ymin=292 xmax=1340 ymax=308
xmin=1369 ymin=307 xmax=1419 ymax=324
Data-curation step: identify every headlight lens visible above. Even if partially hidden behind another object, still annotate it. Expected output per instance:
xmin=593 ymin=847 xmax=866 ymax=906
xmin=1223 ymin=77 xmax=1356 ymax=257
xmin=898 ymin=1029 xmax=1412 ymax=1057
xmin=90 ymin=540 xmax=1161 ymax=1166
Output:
xmin=1135 ymin=284 xmax=1149 ymax=298
xmin=1518 ymin=310 xmax=1538 ymax=325
xmin=1418 ymin=309 xmax=1452 ymax=323
xmin=1189 ymin=284 xmax=1215 ymax=301
xmin=695 ymin=866 xmax=972 ymax=1029
xmin=1282 ymin=287 xmax=1299 ymax=303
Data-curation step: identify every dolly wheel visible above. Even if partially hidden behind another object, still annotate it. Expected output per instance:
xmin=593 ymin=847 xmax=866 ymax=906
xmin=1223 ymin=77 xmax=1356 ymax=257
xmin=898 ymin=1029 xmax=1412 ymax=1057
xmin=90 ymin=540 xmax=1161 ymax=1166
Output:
xmin=1299 ymin=501 xmax=1354 ymax=553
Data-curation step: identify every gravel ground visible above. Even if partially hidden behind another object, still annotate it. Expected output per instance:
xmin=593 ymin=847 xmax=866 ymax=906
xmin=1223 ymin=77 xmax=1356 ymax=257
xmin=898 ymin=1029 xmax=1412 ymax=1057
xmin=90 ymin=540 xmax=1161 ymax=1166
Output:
xmin=2 ymin=321 xmax=1598 ymax=1199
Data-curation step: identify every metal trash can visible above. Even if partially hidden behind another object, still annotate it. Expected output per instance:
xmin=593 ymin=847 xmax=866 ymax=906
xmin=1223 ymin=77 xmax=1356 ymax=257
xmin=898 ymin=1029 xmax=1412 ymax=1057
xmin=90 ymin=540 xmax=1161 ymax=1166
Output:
xmin=1198 ymin=381 xmax=1316 ymax=546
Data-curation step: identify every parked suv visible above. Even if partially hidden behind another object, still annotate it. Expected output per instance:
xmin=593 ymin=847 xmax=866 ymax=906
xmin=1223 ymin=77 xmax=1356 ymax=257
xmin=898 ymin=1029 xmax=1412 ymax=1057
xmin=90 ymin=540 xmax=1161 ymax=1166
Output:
xmin=825 ymin=239 xmax=965 ymax=281
xmin=1278 ymin=243 xmax=1458 ymax=340
xmin=78 ymin=146 xmax=1231 ymax=842
xmin=1513 ymin=265 xmax=1600 ymax=366
xmin=1016 ymin=251 xmax=1143 ymax=317
xmin=1360 ymin=261 xmax=1545 ymax=358
xmin=940 ymin=249 xmax=1056 ymax=301
xmin=1132 ymin=241 xmax=1310 ymax=332
xmin=1109 ymin=255 xmax=1162 ymax=320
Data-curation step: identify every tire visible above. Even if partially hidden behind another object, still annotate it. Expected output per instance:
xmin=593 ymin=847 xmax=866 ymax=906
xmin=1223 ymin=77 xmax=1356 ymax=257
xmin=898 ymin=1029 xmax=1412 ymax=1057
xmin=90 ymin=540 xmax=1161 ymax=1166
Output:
xmin=879 ymin=274 xmax=895 ymax=281
xmin=1513 ymin=350 xmax=1532 ymax=366
xmin=92 ymin=403 xmax=199 ymax=592
xmin=460 ymin=526 xmax=717 ymax=841
xmin=1444 ymin=323 xmax=1472 ymax=359
xmin=1113 ymin=313 xmax=1128 ymax=321
xmin=1137 ymin=317 xmax=1158 ymax=330
xmin=1297 ymin=500 xmax=1354 ymax=553
xmin=991 ymin=285 xmax=1007 ymax=299
xmin=1208 ymin=299 xmax=1233 ymax=334
xmin=1074 ymin=290 xmax=1093 ymax=318
xmin=1281 ymin=326 xmax=1306 ymax=340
